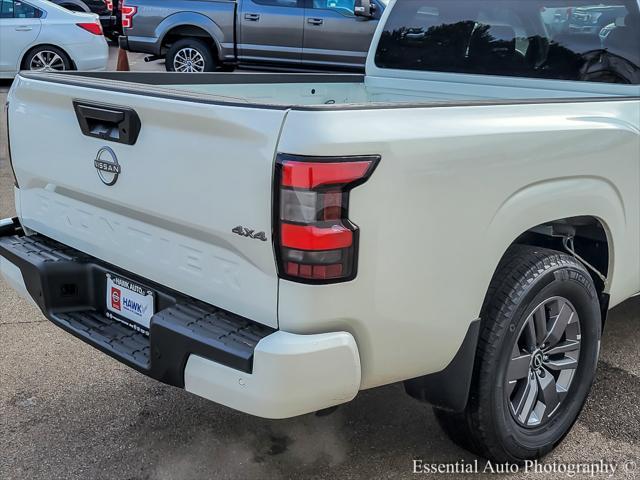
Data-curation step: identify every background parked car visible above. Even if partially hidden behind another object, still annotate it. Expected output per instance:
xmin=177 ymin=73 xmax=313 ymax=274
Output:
xmin=49 ymin=0 xmax=119 ymax=39
xmin=568 ymin=4 xmax=628 ymax=35
xmin=118 ymin=0 xmax=387 ymax=72
xmin=0 ymin=0 xmax=108 ymax=78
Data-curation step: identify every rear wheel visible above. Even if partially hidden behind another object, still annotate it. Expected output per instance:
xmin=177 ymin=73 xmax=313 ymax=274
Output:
xmin=436 ymin=245 xmax=601 ymax=463
xmin=166 ymin=38 xmax=216 ymax=73
xmin=24 ymin=46 xmax=72 ymax=72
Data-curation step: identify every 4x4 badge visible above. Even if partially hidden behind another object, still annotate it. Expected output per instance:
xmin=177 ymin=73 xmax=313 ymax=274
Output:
xmin=232 ymin=226 xmax=268 ymax=242
xmin=94 ymin=146 xmax=121 ymax=186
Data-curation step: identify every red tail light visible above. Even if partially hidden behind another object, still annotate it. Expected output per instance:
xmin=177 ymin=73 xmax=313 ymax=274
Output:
xmin=104 ymin=0 xmax=114 ymax=12
xmin=77 ymin=22 xmax=103 ymax=35
xmin=121 ymin=2 xmax=137 ymax=29
xmin=275 ymin=154 xmax=380 ymax=283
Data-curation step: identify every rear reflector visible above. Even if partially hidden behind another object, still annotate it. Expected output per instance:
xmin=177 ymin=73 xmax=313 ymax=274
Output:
xmin=77 ymin=23 xmax=103 ymax=35
xmin=275 ymin=154 xmax=380 ymax=284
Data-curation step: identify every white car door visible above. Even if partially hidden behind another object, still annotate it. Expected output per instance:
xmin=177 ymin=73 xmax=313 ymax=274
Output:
xmin=0 ymin=0 xmax=42 ymax=74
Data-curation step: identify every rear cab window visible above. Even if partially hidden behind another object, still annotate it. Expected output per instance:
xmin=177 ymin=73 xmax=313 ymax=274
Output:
xmin=375 ymin=0 xmax=640 ymax=84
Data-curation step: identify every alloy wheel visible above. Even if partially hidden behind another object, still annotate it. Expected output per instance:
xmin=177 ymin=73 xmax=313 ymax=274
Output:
xmin=29 ymin=51 xmax=66 ymax=71
xmin=173 ymin=48 xmax=205 ymax=73
xmin=506 ymin=296 xmax=582 ymax=428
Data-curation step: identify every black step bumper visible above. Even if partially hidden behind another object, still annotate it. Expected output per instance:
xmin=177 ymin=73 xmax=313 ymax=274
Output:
xmin=0 ymin=221 xmax=275 ymax=389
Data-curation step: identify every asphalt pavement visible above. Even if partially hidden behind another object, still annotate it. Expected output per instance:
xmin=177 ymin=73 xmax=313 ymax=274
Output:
xmin=0 ymin=50 xmax=638 ymax=480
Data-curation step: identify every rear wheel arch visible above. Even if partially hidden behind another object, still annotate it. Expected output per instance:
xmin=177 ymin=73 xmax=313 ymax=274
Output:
xmin=20 ymin=44 xmax=75 ymax=71
xmin=484 ymin=176 xmax=625 ymax=324
xmin=494 ymin=215 xmax=613 ymax=328
xmin=158 ymin=17 xmax=223 ymax=60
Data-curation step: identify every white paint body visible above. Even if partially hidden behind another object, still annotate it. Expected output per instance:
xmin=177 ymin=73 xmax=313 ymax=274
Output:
xmin=4 ymin=0 xmax=640 ymax=417
xmin=0 ymin=0 xmax=108 ymax=78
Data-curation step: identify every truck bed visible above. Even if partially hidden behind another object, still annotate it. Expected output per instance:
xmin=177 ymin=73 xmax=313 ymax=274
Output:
xmin=22 ymin=71 xmax=639 ymax=109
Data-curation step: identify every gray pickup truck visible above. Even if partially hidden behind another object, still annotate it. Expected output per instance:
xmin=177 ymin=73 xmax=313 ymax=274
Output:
xmin=118 ymin=0 xmax=386 ymax=72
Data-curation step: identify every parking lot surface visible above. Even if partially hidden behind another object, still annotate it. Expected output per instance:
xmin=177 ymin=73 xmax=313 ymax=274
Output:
xmin=0 ymin=52 xmax=638 ymax=479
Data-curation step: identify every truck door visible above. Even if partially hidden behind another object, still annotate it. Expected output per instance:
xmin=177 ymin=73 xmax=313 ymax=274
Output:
xmin=301 ymin=0 xmax=380 ymax=69
xmin=238 ymin=0 xmax=304 ymax=65
xmin=0 ymin=0 xmax=42 ymax=74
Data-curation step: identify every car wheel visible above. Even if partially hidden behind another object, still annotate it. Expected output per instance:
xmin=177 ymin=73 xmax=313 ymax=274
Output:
xmin=166 ymin=38 xmax=216 ymax=73
xmin=436 ymin=245 xmax=601 ymax=463
xmin=24 ymin=46 xmax=72 ymax=72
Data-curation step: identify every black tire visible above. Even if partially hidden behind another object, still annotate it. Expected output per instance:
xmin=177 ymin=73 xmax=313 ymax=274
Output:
xmin=23 ymin=45 xmax=72 ymax=72
xmin=165 ymin=38 xmax=216 ymax=73
xmin=436 ymin=245 xmax=601 ymax=463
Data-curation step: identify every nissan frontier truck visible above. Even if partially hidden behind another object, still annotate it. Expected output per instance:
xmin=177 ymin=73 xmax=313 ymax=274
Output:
xmin=2 ymin=0 xmax=639 ymax=464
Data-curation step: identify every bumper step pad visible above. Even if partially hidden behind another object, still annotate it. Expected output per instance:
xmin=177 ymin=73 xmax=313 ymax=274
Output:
xmin=0 ymin=233 xmax=275 ymax=387
xmin=56 ymin=310 xmax=152 ymax=369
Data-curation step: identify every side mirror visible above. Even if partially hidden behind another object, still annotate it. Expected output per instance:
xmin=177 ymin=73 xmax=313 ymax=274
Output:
xmin=354 ymin=0 xmax=375 ymax=19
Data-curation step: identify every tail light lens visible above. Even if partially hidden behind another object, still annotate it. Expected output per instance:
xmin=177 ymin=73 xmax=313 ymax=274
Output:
xmin=104 ymin=0 xmax=113 ymax=12
xmin=77 ymin=22 xmax=103 ymax=35
xmin=275 ymin=154 xmax=380 ymax=284
xmin=121 ymin=2 xmax=137 ymax=29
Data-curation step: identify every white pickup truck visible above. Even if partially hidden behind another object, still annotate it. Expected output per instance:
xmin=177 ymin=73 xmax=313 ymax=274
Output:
xmin=2 ymin=0 xmax=639 ymax=464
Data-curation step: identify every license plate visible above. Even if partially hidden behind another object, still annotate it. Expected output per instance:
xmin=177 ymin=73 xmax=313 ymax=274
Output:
xmin=106 ymin=274 xmax=155 ymax=330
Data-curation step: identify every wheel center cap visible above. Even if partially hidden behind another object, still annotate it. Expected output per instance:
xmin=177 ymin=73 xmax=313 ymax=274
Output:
xmin=532 ymin=351 xmax=544 ymax=370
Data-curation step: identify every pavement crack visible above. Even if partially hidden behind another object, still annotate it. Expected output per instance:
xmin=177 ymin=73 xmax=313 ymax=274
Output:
xmin=0 ymin=319 xmax=48 ymax=326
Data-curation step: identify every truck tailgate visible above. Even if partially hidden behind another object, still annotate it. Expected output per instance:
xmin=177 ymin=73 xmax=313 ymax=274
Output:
xmin=7 ymin=75 xmax=286 ymax=328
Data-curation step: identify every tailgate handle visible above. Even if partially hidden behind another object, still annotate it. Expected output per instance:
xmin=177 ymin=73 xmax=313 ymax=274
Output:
xmin=73 ymin=101 xmax=141 ymax=145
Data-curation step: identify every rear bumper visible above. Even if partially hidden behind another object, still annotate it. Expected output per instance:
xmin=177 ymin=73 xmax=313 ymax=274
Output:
xmin=0 ymin=220 xmax=361 ymax=418
xmin=118 ymin=35 xmax=160 ymax=55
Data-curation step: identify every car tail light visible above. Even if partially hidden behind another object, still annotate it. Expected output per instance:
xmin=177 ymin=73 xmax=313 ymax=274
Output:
xmin=121 ymin=2 xmax=137 ymax=29
xmin=77 ymin=22 xmax=103 ymax=35
xmin=274 ymin=154 xmax=380 ymax=284
xmin=104 ymin=0 xmax=113 ymax=12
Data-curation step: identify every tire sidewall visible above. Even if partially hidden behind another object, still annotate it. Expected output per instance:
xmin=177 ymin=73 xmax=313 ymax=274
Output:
xmin=488 ymin=262 xmax=601 ymax=460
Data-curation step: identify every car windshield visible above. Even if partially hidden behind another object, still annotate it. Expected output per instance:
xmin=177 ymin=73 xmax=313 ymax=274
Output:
xmin=375 ymin=0 xmax=640 ymax=84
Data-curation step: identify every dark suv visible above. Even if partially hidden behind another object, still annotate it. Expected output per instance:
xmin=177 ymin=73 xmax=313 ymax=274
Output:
xmin=50 ymin=0 xmax=119 ymax=38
